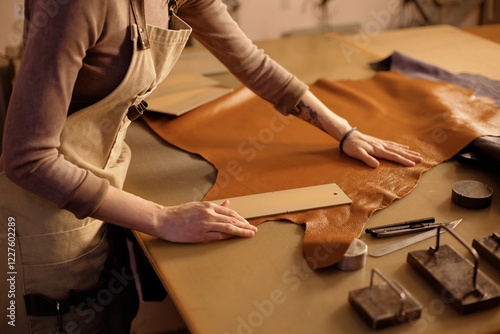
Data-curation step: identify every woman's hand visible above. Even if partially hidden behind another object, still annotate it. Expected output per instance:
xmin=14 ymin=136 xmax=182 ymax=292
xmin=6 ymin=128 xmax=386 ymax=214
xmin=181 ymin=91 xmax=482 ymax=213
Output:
xmin=93 ymin=187 xmax=257 ymax=243
xmin=340 ymin=130 xmax=422 ymax=168
xmin=342 ymin=130 xmax=422 ymax=168
xmin=156 ymin=200 xmax=258 ymax=243
xmin=292 ymin=90 xmax=423 ymax=169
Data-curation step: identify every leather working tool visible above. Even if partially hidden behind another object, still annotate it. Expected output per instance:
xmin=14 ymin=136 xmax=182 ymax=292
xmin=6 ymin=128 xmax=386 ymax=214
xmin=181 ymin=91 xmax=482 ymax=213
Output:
xmin=408 ymin=224 xmax=500 ymax=313
xmin=369 ymin=219 xmax=462 ymax=257
xmin=366 ymin=217 xmax=437 ymax=238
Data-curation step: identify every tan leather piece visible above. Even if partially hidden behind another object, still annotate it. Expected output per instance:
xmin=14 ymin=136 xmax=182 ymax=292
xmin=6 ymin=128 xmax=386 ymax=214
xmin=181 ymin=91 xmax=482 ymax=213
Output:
xmin=143 ymin=71 xmax=500 ymax=269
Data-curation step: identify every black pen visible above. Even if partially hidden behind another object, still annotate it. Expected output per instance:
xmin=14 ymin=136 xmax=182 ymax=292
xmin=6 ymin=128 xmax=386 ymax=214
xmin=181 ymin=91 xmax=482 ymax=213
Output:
xmin=365 ymin=217 xmax=435 ymax=234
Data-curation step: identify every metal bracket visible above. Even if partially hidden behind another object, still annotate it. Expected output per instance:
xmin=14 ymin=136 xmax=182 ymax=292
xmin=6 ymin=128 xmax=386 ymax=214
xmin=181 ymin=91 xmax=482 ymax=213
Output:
xmin=407 ymin=226 xmax=500 ymax=313
xmin=429 ymin=224 xmax=483 ymax=296
xmin=473 ymin=232 xmax=500 ymax=269
xmin=369 ymin=268 xmax=407 ymax=320
xmin=348 ymin=268 xmax=422 ymax=329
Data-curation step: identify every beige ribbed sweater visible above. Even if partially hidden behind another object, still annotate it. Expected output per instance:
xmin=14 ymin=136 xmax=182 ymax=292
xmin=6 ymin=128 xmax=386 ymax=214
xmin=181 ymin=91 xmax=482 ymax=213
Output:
xmin=1 ymin=0 xmax=307 ymax=217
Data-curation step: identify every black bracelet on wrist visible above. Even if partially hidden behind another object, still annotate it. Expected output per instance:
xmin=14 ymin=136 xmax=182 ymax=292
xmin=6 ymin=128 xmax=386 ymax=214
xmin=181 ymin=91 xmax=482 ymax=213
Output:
xmin=339 ymin=127 xmax=357 ymax=152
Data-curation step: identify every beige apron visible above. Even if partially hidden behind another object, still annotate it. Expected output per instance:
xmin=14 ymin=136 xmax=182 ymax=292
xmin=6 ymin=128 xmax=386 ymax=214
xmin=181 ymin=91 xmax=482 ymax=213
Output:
xmin=0 ymin=1 xmax=191 ymax=332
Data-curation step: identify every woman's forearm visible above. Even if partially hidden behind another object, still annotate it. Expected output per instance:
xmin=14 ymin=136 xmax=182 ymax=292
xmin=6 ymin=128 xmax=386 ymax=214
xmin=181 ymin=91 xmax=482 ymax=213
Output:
xmin=290 ymin=90 xmax=422 ymax=168
xmin=91 ymin=186 xmax=257 ymax=242
xmin=290 ymin=90 xmax=352 ymax=141
xmin=91 ymin=186 xmax=163 ymax=235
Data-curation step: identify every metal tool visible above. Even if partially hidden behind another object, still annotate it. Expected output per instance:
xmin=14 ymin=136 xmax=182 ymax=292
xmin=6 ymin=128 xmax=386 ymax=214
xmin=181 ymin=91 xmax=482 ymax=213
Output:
xmin=336 ymin=239 xmax=367 ymax=271
xmin=370 ymin=220 xmax=445 ymax=238
xmin=473 ymin=232 xmax=500 ymax=269
xmin=365 ymin=217 xmax=435 ymax=234
xmin=369 ymin=219 xmax=462 ymax=257
xmin=407 ymin=225 xmax=500 ymax=314
xmin=348 ymin=268 xmax=422 ymax=329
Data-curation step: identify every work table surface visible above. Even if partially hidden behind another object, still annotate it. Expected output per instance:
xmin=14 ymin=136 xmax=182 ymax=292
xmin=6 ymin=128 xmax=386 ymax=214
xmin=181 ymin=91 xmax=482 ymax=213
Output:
xmin=124 ymin=25 xmax=500 ymax=334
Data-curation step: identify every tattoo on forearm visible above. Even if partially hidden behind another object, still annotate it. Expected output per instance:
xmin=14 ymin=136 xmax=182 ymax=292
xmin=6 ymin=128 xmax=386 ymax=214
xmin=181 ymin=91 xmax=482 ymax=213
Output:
xmin=291 ymin=101 xmax=325 ymax=132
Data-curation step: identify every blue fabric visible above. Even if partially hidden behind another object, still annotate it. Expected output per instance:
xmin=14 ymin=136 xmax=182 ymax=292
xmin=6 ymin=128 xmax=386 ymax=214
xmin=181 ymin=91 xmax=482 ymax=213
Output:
xmin=370 ymin=51 xmax=500 ymax=106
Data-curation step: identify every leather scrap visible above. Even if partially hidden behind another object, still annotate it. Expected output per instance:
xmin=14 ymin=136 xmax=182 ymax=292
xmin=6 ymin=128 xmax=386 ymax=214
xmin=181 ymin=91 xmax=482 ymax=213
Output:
xmin=370 ymin=51 xmax=500 ymax=106
xmin=371 ymin=52 xmax=500 ymax=168
xmin=143 ymin=71 xmax=500 ymax=269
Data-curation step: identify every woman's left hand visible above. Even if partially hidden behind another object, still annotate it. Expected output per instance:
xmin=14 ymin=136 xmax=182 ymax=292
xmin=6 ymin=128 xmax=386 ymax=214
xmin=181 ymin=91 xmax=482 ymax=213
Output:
xmin=340 ymin=130 xmax=422 ymax=168
xmin=292 ymin=90 xmax=423 ymax=169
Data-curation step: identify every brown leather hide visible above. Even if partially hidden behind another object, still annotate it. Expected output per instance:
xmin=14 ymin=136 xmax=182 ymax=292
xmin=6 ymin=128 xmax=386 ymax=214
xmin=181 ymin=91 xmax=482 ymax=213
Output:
xmin=143 ymin=71 xmax=500 ymax=268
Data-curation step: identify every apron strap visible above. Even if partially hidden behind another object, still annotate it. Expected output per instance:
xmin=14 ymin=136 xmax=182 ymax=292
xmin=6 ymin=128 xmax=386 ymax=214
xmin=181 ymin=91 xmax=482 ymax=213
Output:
xmin=130 ymin=0 xmax=150 ymax=50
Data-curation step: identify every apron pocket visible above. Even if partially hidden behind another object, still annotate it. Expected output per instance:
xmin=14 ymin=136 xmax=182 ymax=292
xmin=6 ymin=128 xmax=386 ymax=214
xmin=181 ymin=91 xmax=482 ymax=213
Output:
xmin=18 ymin=219 xmax=108 ymax=266
xmin=21 ymin=224 xmax=113 ymax=299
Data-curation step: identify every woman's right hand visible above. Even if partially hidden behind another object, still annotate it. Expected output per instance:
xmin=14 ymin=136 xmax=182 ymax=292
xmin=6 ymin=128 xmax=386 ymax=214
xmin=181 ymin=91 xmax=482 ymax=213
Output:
xmin=93 ymin=187 xmax=257 ymax=243
xmin=156 ymin=200 xmax=258 ymax=243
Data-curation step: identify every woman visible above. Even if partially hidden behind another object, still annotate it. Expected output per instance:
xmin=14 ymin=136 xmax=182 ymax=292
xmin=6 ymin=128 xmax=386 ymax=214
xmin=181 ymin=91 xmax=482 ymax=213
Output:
xmin=0 ymin=0 xmax=421 ymax=332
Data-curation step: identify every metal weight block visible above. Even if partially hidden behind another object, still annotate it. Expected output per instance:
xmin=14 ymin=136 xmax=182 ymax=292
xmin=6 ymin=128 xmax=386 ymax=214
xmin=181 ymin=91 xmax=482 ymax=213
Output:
xmin=407 ymin=226 xmax=500 ymax=314
xmin=348 ymin=268 xmax=422 ymax=330
xmin=473 ymin=233 xmax=500 ymax=269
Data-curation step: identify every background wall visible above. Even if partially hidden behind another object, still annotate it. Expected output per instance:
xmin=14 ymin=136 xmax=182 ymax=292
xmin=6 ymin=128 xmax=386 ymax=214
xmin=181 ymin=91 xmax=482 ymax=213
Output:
xmin=0 ymin=0 xmax=488 ymax=54
xmin=0 ymin=0 xmax=24 ymax=56
xmin=236 ymin=0 xmax=398 ymax=40
xmin=233 ymin=0 xmax=484 ymax=41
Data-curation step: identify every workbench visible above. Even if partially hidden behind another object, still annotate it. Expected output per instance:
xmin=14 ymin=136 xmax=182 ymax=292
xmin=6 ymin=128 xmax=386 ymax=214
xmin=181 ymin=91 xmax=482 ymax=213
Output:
xmin=124 ymin=25 xmax=500 ymax=334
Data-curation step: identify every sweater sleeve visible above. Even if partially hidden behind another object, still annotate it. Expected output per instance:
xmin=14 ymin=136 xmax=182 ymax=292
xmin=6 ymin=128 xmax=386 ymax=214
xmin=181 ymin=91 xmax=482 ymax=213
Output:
xmin=1 ymin=0 xmax=110 ymax=219
xmin=177 ymin=0 xmax=309 ymax=115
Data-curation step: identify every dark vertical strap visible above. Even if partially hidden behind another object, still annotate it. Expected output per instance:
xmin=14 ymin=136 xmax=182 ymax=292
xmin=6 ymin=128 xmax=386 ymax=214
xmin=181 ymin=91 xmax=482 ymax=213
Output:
xmin=168 ymin=0 xmax=178 ymax=29
xmin=130 ymin=0 xmax=150 ymax=50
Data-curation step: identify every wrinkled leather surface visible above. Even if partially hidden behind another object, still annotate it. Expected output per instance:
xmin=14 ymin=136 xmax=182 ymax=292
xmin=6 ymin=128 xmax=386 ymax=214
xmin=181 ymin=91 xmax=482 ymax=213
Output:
xmin=371 ymin=52 xmax=500 ymax=106
xmin=143 ymin=71 xmax=500 ymax=268
xmin=371 ymin=52 xmax=500 ymax=169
